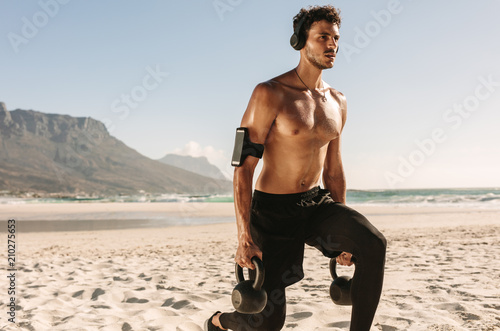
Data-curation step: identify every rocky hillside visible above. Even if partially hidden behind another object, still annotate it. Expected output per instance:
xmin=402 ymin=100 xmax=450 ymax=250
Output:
xmin=158 ymin=154 xmax=227 ymax=180
xmin=0 ymin=102 xmax=232 ymax=196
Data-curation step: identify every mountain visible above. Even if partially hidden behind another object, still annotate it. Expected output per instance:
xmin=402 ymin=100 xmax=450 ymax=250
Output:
xmin=157 ymin=154 xmax=227 ymax=180
xmin=0 ymin=102 xmax=232 ymax=196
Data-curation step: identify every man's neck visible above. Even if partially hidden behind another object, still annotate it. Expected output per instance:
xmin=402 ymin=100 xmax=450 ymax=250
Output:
xmin=295 ymin=60 xmax=323 ymax=90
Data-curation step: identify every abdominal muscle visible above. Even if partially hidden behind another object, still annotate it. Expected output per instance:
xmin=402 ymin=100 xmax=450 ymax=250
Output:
xmin=254 ymin=136 xmax=329 ymax=194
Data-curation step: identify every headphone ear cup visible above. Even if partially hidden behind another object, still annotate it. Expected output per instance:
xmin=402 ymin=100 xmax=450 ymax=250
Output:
xmin=290 ymin=34 xmax=300 ymax=50
xmin=290 ymin=31 xmax=305 ymax=50
xmin=295 ymin=35 xmax=306 ymax=50
xmin=290 ymin=15 xmax=306 ymax=51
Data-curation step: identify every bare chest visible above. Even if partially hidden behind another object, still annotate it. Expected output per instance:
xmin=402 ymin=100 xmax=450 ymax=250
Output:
xmin=275 ymin=93 xmax=342 ymax=142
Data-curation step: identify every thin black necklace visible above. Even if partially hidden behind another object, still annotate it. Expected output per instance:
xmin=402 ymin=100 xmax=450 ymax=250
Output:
xmin=294 ymin=69 xmax=327 ymax=102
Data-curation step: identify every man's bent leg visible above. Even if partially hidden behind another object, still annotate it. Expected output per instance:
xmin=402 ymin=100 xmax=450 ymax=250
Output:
xmin=306 ymin=202 xmax=387 ymax=331
xmin=219 ymin=285 xmax=286 ymax=331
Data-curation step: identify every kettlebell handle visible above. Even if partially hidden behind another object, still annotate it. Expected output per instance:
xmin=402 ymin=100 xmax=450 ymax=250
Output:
xmin=235 ymin=257 xmax=265 ymax=291
xmin=329 ymin=258 xmax=339 ymax=279
xmin=330 ymin=255 xmax=357 ymax=279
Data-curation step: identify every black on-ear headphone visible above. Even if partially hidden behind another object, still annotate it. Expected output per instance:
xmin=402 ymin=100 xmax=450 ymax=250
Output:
xmin=290 ymin=15 xmax=306 ymax=50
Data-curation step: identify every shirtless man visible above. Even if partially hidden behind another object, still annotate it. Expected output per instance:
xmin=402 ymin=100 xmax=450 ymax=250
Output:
xmin=205 ymin=5 xmax=386 ymax=331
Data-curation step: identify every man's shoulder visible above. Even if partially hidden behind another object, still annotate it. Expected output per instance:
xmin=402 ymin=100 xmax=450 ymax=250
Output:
xmin=252 ymin=70 xmax=297 ymax=97
xmin=269 ymin=69 xmax=297 ymax=87
xmin=254 ymin=80 xmax=280 ymax=92
xmin=251 ymin=78 xmax=287 ymax=102
xmin=323 ymin=81 xmax=346 ymax=99
xmin=256 ymin=76 xmax=288 ymax=91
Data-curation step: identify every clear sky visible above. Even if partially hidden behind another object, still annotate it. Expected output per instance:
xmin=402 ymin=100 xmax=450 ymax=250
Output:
xmin=1 ymin=0 xmax=499 ymax=189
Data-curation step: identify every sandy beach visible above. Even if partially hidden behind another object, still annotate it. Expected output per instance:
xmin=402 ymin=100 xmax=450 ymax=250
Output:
xmin=0 ymin=203 xmax=499 ymax=330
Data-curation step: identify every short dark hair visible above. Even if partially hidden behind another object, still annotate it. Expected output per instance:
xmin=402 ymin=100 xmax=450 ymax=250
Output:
xmin=292 ymin=5 xmax=342 ymax=41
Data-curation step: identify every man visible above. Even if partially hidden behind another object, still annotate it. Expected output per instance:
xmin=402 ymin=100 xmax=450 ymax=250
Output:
xmin=205 ymin=5 xmax=386 ymax=331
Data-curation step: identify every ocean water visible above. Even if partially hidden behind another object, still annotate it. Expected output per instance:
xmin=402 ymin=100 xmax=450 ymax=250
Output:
xmin=347 ymin=187 xmax=500 ymax=208
xmin=2 ymin=188 xmax=498 ymax=232
xmin=1 ymin=188 xmax=499 ymax=208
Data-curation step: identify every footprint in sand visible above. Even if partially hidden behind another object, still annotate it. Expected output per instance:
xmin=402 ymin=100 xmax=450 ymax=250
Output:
xmin=125 ymin=297 xmax=149 ymax=303
xmin=162 ymin=298 xmax=175 ymax=307
xmin=289 ymin=311 xmax=313 ymax=321
xmin=171 ymin=300 xmax=191 ymax=309
xmin=432 ymin=302 xmax=465 ymax=312
xmin=72 ymin=290 xmax=85 ymax=298
xmin=483 ymin=303 xmax=500 ymax=310
xmin=161 ymin=298 xmax=192 ymax=309
xmin=324 ymin=321 xmax=350 ymax=328
xmin=138 ymin=273 xmax=153 ymax=281
xmin=91 ymin=305 xmax=112 ymax=309
xmin=91 ymin=288 xmax=105 ymax=301
xmin=122 ymin=322 xmax=133 ymax=331
xmin=457 ymin=311 xmax=481 ymax=321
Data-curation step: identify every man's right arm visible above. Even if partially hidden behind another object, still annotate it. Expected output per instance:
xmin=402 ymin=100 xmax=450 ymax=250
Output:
xmin=233 ymin=82 xmax=278 ymax=269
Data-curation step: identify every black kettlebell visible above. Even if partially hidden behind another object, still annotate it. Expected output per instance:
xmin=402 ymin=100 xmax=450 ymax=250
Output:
xmin=232 ymin=257 xmax=267 ymax=314
xmin=329 ymin=258 xmax=352 ymax=305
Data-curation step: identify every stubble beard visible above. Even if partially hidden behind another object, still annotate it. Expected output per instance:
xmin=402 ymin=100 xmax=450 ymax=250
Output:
xmin=305 ymin=44 xmax=334 ymax=70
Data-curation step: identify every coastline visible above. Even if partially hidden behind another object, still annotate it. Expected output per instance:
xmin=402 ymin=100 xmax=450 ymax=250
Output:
xmin=1 ymin=202 xmax=498 ymax=230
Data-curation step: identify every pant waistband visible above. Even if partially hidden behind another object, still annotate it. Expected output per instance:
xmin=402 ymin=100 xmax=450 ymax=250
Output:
xmin=253 ymin=186 xmax=321 ymax=203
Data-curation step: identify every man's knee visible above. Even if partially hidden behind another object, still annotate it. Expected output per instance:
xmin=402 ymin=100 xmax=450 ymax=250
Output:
xmin=356 ymin=214 xmax=386 ymax=260
xmin=357 ymin=211 xmax=386 ymax=251
xmin=377 ymin=232 xmax=387 ymax=259
xmin=379 ymin=232 xmax=387 ymax=250
xmin=368 ymin=229 xmax=387 ymax=264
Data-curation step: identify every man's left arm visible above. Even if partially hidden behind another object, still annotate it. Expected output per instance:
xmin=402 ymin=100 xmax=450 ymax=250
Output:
xmin=323 ymin=93 xmax=353 ymax=266
xmin=323 ymin=93 xmax=347 ymax=204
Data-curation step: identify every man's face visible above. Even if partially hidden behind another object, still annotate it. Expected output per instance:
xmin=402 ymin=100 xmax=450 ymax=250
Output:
xmin=303 ymin=20 xmax=340 ymax=70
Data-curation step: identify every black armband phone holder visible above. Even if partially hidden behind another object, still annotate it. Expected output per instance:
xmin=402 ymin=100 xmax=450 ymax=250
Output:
xmin=231 ymin=127 xmax=264 ymax=167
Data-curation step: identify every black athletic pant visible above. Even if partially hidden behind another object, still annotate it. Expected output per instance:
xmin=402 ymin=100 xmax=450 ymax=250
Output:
xmin=220 ymin=187 xmax=387 ymax=331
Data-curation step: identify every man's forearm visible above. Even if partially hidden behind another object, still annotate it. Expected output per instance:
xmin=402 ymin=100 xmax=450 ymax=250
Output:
xmin=233 ymin=166 xmax=255 ymax=243
xmin=233 ymin=161 xmax=263 ymax=269
xmin=324 ymin=174 xmax=346 ymax=204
